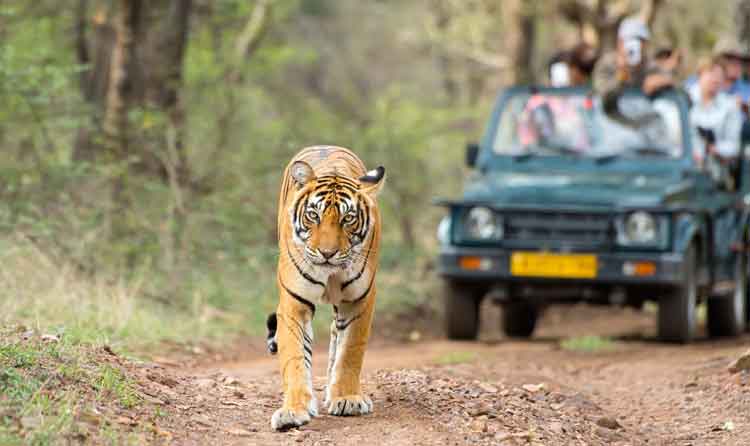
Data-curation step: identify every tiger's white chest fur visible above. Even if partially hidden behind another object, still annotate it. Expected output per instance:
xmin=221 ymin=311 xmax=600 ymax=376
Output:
xmin=300 ymin=264 xmax=373 ymax=306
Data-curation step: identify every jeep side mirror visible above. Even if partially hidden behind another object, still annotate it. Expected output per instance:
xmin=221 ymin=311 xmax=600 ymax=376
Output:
xmin=466 ymin=143 xmax=479 ymax=168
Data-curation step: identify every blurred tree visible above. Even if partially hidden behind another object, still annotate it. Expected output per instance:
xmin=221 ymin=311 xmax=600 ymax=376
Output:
xmin=424 ymin=0 xmax=511 ymax=103
xmin=557 ymin=0 xmax=663 ymax=53
xmin=209 ymin=0 xmax=273 ymax=193
xmin=102 ymin=0 xmax=139 ymax=165
xmin=737 ymin=0 xmax=750 ymax=51
xmin=429 ymin=0 xmax=460 ymax=103
xmin=0 ymin=0 xmax=741 ymax=324
xmin=506 ymin=0 xmax=537 ymax=84
xmin=75 ymin=0 xmax=193 ymax=186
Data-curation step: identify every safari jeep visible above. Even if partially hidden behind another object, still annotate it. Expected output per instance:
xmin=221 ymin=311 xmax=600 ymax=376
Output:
xmin=437 ymin=86 xmax=750 ymax=343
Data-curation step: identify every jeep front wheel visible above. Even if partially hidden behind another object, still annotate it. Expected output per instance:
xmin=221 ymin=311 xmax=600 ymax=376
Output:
xmin=658 ymin=244 xmax=698 ymax=343
xmin=443 ymin=281 xmax=483 ymax=340
xmin=707 ymin=252 xmax=747 ymax=337
xmin=501 ymin=302 xmax=538 ymax=338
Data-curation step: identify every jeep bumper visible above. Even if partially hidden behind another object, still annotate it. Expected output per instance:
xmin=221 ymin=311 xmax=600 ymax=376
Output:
xmin=438 ymin=245 xmax=685 ymax=286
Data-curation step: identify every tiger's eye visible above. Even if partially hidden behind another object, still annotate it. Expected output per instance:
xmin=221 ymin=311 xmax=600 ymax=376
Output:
xmin=306 ymin=210 xmax=318 ymax=221
xmin=343 ymin=214 xmax=355 ymax=224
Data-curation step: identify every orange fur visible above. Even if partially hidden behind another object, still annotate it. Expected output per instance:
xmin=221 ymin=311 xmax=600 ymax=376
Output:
xmin=271 ymin=145 xmax=384 ymax=430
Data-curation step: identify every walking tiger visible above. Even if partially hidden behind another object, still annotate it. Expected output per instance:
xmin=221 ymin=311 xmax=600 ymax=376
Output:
xmin=267 ymin=145 xmax=385 ymax=430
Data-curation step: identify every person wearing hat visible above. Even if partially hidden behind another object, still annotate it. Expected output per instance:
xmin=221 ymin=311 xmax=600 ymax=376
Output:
xmin=714 ymin=36 xmax=750 ymax=105
xmin=593 ymin=16 xmax=678 ymax=127
xmin=687 ymin=57 xmax=744 ymax=189
xmin=688 ymin=57 xmax=743 ymax=160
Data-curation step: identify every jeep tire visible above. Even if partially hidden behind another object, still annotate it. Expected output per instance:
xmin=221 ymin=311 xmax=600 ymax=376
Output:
xmin=708 ymin=252 xmax=747 ymax=337
xmin=658 ymin=244 xmax=698 ymax=343
xmin=444 ymin=281 xmax=483 ymax=340
xmin=501 ymin=302 xmax=538 ymax=338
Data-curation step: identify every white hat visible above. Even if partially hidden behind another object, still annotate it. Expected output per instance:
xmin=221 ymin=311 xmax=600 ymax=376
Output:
xmin=618 ymin=16 xmax=650 ymax=41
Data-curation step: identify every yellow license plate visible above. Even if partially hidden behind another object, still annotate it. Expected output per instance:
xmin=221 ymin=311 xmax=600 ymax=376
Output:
xmin=510 ymin=252 xmax=597 ymax=279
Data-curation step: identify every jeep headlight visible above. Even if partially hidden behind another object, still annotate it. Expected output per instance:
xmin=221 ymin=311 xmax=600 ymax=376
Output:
xmin=464 ymin=207 xmax=504 ymax=240
xmin=617 ymin=211 xmax=666 ymax=246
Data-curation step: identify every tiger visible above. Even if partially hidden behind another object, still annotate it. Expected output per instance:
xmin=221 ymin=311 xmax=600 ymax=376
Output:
xmin=267 ymin=145 xmax=385 ymax=431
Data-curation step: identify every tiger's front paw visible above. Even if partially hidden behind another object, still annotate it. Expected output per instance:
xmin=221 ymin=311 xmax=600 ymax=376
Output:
xmin=327 ymin=395 xmax=373 ymax=416
xmin=271 ymin=407 xmax=311 ymax=431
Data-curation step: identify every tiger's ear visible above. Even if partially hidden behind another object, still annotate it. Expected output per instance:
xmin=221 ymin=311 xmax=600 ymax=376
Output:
xmin=359 ymin=166 xmax=385 ymax=197
xmin=290 ymin=161 xmax=315 ymax=189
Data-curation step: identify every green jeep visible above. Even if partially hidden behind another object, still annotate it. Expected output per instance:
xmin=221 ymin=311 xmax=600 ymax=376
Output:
xmin=437 ymin=86 xmax=750 ymax=343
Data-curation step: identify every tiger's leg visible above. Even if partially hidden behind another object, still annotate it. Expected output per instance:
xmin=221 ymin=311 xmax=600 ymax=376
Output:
xmin=325 ymin=289 xmax=376 ymax=416
xmin=324 ymin=318 xmax=338 ymax=406
xmin=270 ymin=287 xmax=318 ymax=430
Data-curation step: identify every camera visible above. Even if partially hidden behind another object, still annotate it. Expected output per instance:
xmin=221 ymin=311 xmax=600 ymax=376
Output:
xmin=623 ymin=38 xmax=642 ymax=66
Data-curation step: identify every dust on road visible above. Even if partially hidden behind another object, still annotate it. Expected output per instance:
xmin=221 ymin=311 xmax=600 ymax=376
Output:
xmin=143 ymin=306 xmax=750 ymax=445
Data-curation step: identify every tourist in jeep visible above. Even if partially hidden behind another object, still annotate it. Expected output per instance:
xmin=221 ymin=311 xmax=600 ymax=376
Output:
xmin=714 ymin=36 xmax=750 ymax=106
xmin=688 ymin=57 xmax=744 ymax=164
xmin=548 ymin=43 xmax=598 ymax=88
xmin=594 ymin=17 xmax=679 ymax=128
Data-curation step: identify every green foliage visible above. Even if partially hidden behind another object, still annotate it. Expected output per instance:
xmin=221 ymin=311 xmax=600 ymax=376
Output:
xmin=0 ymin=0 xmax=735 ymax=350
xmin=96 ymin=365 xmax=139 ymax=409
xmin=0 ymin=329 xmax=161 ymax=445
xmin=0 ymin=335 xmax=85 ymax=445
xmin=560 ymin=335 xmax=617 ymax=353
xmin=434 ymin=351 xmax=478 ymax=365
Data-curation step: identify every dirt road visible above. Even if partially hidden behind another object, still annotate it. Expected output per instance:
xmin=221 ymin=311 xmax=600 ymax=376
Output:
xmin=142 ymin=306 xmax=750 ymax=446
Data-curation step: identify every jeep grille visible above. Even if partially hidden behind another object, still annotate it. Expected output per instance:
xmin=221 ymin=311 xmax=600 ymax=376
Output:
xmin=504 ymin=212 xmax=612 ymax=247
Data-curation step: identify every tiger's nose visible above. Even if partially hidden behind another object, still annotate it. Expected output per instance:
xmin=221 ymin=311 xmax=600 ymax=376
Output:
xmin=319 ymin=248 xmax=338 ymax=260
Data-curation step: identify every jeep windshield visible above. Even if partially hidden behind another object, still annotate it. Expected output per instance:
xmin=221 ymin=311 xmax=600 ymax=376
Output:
xmin=491 ymin=89 xmax=684 ymax=160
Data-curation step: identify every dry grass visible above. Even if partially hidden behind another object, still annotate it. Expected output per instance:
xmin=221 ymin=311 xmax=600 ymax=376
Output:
xmin=0 ymin=234 xmax=216 ymax=349
xmin=0 ymin=234 xmax=438 ymax=349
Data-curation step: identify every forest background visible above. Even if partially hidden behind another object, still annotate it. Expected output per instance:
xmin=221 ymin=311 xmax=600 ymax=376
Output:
xmin=0 ymin=0 xmax=745 ymax=349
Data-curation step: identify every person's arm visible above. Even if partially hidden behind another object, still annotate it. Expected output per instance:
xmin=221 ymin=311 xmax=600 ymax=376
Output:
xmin=642 ymin=72 xmax=675 ymax=96
xmin=714 ymin=105 xmax=743 ymax=159
xmin=642 ymin=52 xmax=680 ymax=96
xmin=595 ymin=52 xmax=657 ymax=128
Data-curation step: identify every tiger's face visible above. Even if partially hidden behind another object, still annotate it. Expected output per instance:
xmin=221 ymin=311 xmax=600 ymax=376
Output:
xmin=289 ymin=161 xmax=384 ymax=268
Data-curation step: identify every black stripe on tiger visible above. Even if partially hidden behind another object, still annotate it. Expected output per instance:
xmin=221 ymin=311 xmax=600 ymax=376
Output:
xmin=285 ymin=240 xmax=325 ymax=288
xmin=341 ymin=233 xmax=375 ymax=290
xmin=354 ymin=197 xmax=370 ymax=242
xmin=335 ymin=312 xmax=362 ymax=331
xmin=280 ymin=281 xmax=316 ymax=315
xmin=293 ymin=191 xmax=312 ymax=239
xmin=350 ymin=273 xmax=375 ymax=304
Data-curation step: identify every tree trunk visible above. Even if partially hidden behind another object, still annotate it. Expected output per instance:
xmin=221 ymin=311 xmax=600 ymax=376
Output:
xmin=399 ymin=212 xmax=416 ymax=250
xmin=229 ymin=0 xmax=272 ymax=82
xmin=73 ymin=2 xmax=115 ymax=162
xmin=639 ymin=0 xmax=664 ymax=28
xmin=201 ymin=0 xmax=272 ymax=190
xmin=557 ymin=0 xmax=632 ymax=54
xmin=73 ymin=0 xmax=193 ymax=187
xmin=737 ymin=0 xmax=750 ymax=52
xmin=145 ymin=1 xmax=192 ymax=185
xmin=430 ymin=0 xmax=459 ymax=103
xmin=505 ymin=0 xmax=536 ymax=85
xmin=103 ymin=0 xmax=140 ymax=158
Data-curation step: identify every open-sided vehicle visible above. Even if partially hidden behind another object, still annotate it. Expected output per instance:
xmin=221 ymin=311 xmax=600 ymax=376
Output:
xmin=437 ymin=86 xmax=750 ymax=343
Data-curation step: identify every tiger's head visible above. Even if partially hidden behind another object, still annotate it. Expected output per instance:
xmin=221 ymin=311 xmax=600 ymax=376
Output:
xmin=289 ymin=160 xmax=385 ymax=268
